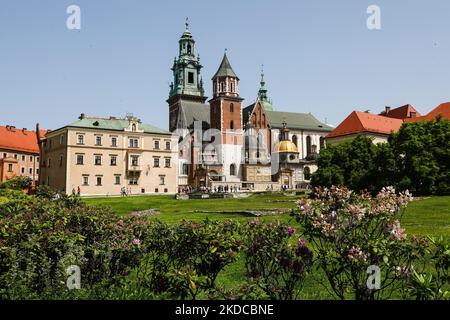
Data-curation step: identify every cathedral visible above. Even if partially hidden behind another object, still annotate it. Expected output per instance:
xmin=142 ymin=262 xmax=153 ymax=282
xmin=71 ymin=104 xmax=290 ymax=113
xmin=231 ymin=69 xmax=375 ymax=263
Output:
xmin=168 ymin=21 xmax=333 ymax=191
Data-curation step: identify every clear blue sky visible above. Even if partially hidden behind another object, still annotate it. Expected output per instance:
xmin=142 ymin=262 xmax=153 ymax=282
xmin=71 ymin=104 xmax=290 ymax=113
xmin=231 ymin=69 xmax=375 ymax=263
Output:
xmin=1 ymin=0 xmax=449 ymax=131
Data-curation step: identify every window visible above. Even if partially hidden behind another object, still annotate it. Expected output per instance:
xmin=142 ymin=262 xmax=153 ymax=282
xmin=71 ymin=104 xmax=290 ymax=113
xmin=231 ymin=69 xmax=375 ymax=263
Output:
xmin=82 ymin=175 xmax=89 ymax=186
xmin=37 ymin=157 xmax=39 ymax=162
xmin=36 ymin=168 xmax=39 ymax=174
xmin=306 ymin=136 xmax=312 ymax=155
xmin=220 ymin=82 xmax=224 ymax=92
xmin=159 ymin=175 xmax=165 ymax=185
xmin=7 ymin=164 xmax=13 ymax=172
xmin=129 ymin=138 xmax=139 ymax=148
xmin=165 ymin=141 xmax=171 ymax=150
xmin=114 ymin=175 xmax=121 ymax=185
xmin=132 ymin=124 xmax=137 ymax=132
xmin=59 ymin=155 xmax=63 ymax=167
xmin=111 ymin=137 xmax=117 ymax=147
xmin=110 ymin=155 xmax=117 ymax=166
xmin=188 ymin=72 xmax=194 ymax=84
xmin=153 ymin=158 xmax=160 ymax=167
xmin=29 ymin=168 xmax=32 ymax=175
xmin=95 ymin=136 xmax=102 ymax=146
xmin=154 ymin=140 xmax=160 ymax=149
xmin=230 ymin=82 xmax=234 ymax=92
xmin=230 ymin=103 xmax=234 ymax=113
xmin=21 ymin=167 xmax=25 ymax=174
xmin=129 ymin=174 xmax=138 ymax=185
xmin=131 ymin=155 xmax=139 ymax=167
xmin=230 ymin=164 xmax=236 ymax=176
xmin=14 ymin=154 xmax=17 ymax=159
xmin=304 ymin=167 xmax=311 ymax=180
xmin=182 ymin=163 xmax=189 ymax=175
xmin=77 ymin=135 xmax=84 ymax=145
xmin=230 ymin=120 xmax=234 ymax=130
xmin=95 ymin=155 xmax=102 ymax=165
xmin=320 ymin=137 xmax=325 ymax=149
xmin=165 ymin=158 xmax=171 ymax=168
xmin=96 ymin=176 xmax=102 ymax=186
xmin=22 ymin=155 xmax=25 ymax=161
xmin=3 ymin=153 xmax=7 ymax=158
xmin=292 ymin=135 xmax=298 ymax=147
xmin=30 ymin=156 xmax=33 ymax=162
xmin=60 ymin=135 xmax=64 ymax=144
xmin=76 ymin=154 xmax=84 ymax=165
xmin=187 ymin=44 xmax=192 ymax=55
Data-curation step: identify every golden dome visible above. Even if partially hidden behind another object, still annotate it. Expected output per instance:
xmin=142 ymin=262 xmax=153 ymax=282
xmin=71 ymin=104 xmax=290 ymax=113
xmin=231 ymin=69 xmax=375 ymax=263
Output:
xmin=275 ymin=140 xmax=298 ymax=153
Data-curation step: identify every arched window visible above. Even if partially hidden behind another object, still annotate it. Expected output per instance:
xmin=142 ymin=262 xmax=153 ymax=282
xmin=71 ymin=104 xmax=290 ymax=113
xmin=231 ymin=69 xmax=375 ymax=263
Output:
xmin=132 ymin=124 xmax=137 ymax=132
xmin=306 ymin=136 xmax=312 ymax=155
xmin=292 ymin=135 xmax=298 ymax=147
xmin=230 ymin=120 xmax=234 ymax=130
xmin=230 ymin=82 xmax=234 ymax=92
xmin=230 ymin=164 xmax=236 ymax=176
xmin=304 ymin=167 xmax=311 ymax=180
xmin=220 ymin=82 xmax=225 ymax=92
xmin=230 ymin=103 xmax=234 ymax=113
xmin=187 ymin=44 xmax=192 ymax=54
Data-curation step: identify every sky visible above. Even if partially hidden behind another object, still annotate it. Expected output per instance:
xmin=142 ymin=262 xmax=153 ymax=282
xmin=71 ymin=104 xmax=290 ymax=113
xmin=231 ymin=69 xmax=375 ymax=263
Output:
xmin=1 ymin=0 xmax=449 ymax=131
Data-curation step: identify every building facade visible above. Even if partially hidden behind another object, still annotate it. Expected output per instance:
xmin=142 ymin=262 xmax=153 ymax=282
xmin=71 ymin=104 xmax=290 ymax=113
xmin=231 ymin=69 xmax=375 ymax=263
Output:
xmin=168 ymin=22 xmax=334 ymax=190
xmin=38 ymin=115 xmax=178 ymax=196
xmin=0 ymin=125 xmax=41 ymax=184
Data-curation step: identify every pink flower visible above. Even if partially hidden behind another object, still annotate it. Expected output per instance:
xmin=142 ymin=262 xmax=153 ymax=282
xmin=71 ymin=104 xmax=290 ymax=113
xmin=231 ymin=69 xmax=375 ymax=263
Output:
xmin=287 ymin=227 xmax=296 ymax=235
xmin=132 ymin=238 xmax=141 ymax=245
xmin=298 ymin=239 xmax=306 ymax=246
xmin=117 ymin=219 xmax=124 ymax=226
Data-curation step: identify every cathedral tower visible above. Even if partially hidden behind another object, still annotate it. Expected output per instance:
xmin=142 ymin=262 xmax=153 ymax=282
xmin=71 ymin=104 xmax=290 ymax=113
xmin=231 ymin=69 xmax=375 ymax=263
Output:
xmin=167 ymin=19 xmax=207 ymax=132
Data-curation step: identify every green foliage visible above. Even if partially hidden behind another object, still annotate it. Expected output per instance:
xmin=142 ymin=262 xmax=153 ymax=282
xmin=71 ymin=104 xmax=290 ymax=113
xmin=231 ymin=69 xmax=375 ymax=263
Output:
xmin=313 ymin=118 xmax=450 ymax=195
xmin=242 ymin=220 xmax=313 ymax=300
xmin=0 ymin=176 xmax=32 ymax=191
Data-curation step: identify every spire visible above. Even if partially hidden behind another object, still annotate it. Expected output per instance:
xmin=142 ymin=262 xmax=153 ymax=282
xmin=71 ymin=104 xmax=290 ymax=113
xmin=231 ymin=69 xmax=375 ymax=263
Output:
xmin=257 ymin=64 xmax=273 ymax=111
xmin=185 ymin=17 xmax=189 ymax=30
xmin=212 ymin=51 xmax=238 ymax=79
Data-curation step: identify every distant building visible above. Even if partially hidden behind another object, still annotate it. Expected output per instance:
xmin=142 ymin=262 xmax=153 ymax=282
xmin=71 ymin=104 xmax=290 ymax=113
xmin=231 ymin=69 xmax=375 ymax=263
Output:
xmin=405 ymin=102 xmax=450 ymax=123
xmin=38 ymin=115 xmax=178 ymax=196
xmin=325 ymin=111 xmax=404 ymax=145
xmin=379 ymin=104 xmax=421 ymax=119
xmin=0 ymin=125 xmax=42 ymax=184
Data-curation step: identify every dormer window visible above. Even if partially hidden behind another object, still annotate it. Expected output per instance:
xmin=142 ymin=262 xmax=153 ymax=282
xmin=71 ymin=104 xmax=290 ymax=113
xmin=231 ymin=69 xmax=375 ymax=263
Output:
xmin=132 ymin=124 xmax=137 ymax=132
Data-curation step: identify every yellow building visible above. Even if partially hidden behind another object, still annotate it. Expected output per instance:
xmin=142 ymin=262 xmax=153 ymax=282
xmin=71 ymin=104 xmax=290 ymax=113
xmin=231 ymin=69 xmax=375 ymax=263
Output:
xmin=38 ymin=114 xmax=178 ymax=196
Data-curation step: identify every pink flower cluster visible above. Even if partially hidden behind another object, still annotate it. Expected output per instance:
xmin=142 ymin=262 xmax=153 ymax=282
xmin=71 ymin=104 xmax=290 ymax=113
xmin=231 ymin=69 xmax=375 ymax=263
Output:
xmin=385 ymin=220 xmax=406 ymax=241
xmin=347 ymin=246 xmax=367 ymax=262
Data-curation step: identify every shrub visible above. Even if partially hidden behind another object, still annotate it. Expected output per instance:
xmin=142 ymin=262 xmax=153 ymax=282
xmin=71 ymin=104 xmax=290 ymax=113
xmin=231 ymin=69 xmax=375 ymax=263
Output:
xmin=0 ymin=176 xmax=32 ymax=191
xmin=294 ymin=186 xmax=421 ymax=300
xmin=242 ymin=219 xmax=313 ymax=300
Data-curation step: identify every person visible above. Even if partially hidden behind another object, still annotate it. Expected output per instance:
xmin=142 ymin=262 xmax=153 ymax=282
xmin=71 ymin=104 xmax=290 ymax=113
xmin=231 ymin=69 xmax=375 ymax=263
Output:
xmin=77 ymin=186 xmax=81 ymax=196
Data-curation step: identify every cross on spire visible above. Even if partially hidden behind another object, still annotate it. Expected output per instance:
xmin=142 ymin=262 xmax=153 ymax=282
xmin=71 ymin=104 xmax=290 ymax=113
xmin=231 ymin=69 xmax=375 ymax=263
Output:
xmin=185 ymin=17 xmax=190 ymax=30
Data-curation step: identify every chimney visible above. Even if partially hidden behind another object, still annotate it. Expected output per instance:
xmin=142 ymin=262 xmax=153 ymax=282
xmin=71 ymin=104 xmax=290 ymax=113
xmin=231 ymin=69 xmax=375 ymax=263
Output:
xmin=79 ymin=113 xmax=86 ymax=120
xmin=385 ymin=106 xmax=391 ymax=114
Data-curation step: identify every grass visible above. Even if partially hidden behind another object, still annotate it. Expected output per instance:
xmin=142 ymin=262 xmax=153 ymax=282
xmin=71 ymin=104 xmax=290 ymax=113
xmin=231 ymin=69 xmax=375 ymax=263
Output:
xmin=83 ymin=193 xmax=450 ymax=300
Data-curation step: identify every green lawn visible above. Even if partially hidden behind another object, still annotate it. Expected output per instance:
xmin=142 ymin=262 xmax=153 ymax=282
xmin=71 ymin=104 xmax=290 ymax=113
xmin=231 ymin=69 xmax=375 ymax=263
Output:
xmin=83 ymin=193 xmax=450 ymax=237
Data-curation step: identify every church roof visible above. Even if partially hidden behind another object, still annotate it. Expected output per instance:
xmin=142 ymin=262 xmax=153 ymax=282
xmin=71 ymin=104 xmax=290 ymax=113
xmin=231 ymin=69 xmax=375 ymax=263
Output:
xmin=326 ymin=111 xmax=403 ymax=139
xmin=179 ymin=101 xmax=210 ymax=128
xmin=212 ymin=52 xmax=238 ymax=79
xmin=266 ymin=111 xmax=334 ymax=132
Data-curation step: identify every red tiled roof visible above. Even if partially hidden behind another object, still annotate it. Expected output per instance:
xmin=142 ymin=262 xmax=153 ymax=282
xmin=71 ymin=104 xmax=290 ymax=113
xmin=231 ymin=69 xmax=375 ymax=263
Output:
xmin=326 ymin=111 xmax=404 ymax=139
xmin=405 ymin=102 xmax=450 ymax=123
xmin=380 ymin=104 xmax=421 ymax=119
xmin=0 ymin=126 xmax=43 ymax=154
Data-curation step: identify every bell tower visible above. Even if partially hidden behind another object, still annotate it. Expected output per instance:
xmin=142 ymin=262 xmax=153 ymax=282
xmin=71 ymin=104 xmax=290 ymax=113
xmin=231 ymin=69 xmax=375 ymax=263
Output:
xmin=209 ymin=50 xmax=244 ymax=182
xmin=167 ymin=18 xmax=207 ymax=132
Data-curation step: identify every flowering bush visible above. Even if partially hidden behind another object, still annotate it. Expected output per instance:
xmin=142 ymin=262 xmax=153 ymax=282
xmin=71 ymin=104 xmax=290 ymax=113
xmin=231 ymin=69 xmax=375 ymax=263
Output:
xmin=294 ymin=186 xmax=421 ymax=300
xmin=243 ymin=219 xmax=313 ymax=300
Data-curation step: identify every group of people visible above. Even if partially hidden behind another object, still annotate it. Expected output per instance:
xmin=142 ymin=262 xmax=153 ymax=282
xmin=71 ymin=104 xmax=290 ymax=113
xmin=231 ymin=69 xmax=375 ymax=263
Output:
xmin=120 ymin=186 xmax=133 ymax=197
xmin=178 ymin=185 xmax=241 ymax=194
